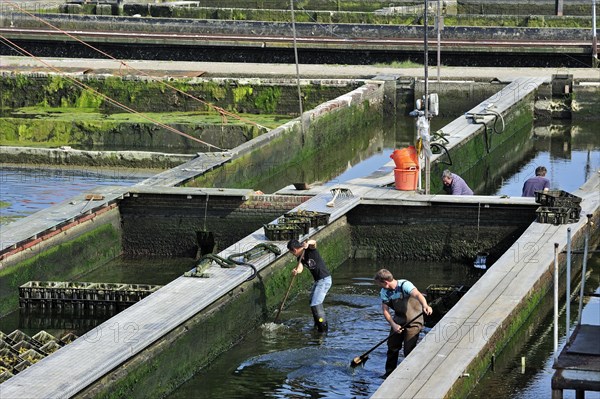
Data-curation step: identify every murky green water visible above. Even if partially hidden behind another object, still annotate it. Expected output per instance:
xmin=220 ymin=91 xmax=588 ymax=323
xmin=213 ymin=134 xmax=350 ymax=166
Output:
xmin=168 ymin=259 xmax=482 ymax=399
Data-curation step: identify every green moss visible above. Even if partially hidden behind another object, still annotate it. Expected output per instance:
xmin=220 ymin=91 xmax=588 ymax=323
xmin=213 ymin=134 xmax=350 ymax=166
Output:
xmin=254 ymin=87 xmax=281 ymax=114
xmin=0 ymin=201 xmax=10 ymax=208
xmin=232 ymin=86 xmax=253 ymax=104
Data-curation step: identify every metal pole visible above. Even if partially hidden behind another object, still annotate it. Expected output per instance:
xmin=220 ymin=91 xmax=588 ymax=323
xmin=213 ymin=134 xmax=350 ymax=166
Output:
xmin=566 ymin=228 xmax=572 ymax=343
xmin=577 ymin=215 xmax=592 ymax=323
xmin=290 ymin=0 xmax=304 ymax=136
xmin=424 ymin=0 xmax=430 ymax=194
xmin=593 ymin=0 xmax=598 ymax=63
xmin=437 ymin=0 xmax=441 ymax=82
xmin=556 ymin=0 xmax=564 ymax=16
xmin=553 ymin=242 xmax=559 ymax=363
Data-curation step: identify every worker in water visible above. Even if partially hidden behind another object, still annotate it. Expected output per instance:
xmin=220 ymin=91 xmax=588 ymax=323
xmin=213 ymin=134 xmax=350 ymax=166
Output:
xmin=374 ymin=269 xmax=433 ymax=378
xmin=522 ymin=165 xmax=550 ymax=197
xmin=287 ymin=239 xmax=332 ymax=332
xmin=442 ymin=169 xmax=473 ymax=195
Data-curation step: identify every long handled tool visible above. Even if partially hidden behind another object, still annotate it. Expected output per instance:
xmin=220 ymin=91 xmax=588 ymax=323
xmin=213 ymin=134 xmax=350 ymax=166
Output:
xmin=326 ymin=187 xmax=353 ymax=207
xmin=350 ymin=311 xmax=424 ymax=368
xmin=273 ymin=273 xmax=296 ymax=323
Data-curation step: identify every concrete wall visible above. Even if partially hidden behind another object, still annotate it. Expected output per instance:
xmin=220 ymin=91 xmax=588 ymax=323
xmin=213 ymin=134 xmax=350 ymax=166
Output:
xmin=1 ymin=14 xmax=594 ymax=42
xmin=348 ymin=202 xmax=537 ymax=262
xmin=119 ymin=193 xmax=312 ymax=257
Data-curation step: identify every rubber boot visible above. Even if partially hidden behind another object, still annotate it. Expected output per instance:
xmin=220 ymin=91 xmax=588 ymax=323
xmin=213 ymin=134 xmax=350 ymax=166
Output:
xmin=311 ymin=304 xmax=328 ymax=332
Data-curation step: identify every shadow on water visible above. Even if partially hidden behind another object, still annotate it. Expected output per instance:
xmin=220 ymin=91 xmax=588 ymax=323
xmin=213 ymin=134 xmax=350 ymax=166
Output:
xmin=168 ymin=259 xmax=482 ymax=399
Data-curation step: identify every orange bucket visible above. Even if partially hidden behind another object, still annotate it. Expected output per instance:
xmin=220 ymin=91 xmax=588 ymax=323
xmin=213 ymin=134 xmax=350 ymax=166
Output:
xmin=394 ymin=167 xmax=418 ymax=191
xmin=390 ymin=146 xmax=418 ymax=169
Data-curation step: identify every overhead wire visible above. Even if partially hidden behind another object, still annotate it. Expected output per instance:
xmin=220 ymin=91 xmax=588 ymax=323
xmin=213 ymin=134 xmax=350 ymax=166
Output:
xmin=0 ymin=34 xmax=225 ymax=150
xmin=2 ymin=0 xmax=270 ymax=133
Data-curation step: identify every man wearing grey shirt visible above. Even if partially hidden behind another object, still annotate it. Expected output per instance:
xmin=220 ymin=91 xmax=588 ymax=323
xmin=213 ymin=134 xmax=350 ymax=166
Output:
xmin=442 ymin=169 xmax=473 ymax=195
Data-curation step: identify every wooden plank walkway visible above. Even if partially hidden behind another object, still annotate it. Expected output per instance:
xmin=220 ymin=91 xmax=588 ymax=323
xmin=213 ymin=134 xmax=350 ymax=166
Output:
xmin=0 ymin=186 xmax=128 ymax=251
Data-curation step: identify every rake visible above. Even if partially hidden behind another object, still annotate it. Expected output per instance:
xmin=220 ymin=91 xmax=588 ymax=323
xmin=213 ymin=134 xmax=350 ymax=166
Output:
xmin=326 ymin=187 xmax=353 ymax=207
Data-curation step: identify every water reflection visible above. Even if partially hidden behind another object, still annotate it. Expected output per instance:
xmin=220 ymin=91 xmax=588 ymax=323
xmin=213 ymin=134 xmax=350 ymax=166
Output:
xmin=0 ymin=166 xmax=153 ymax=223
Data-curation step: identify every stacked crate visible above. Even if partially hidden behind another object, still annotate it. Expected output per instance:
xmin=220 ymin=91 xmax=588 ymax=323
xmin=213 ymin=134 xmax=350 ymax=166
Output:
xmin=0 ymin=329 xmax=77 ymax=383
xmin=263 ymin=210 xmax=331 ymax=241
xmin=534 ymin=190 xmax=582 ymax=225
xmin=19 ymin=281 xmax=162 ymax=310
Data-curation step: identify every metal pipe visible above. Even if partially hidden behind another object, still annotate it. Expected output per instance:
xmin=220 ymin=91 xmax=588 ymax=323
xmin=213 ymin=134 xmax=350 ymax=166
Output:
xmin=553 ymin=242 xmax=559 ymax=363
xmin=566 ymin=228 xmax=572 ymax=343
xmin=437 ymin=0 xmax=441 ymax=81
xmin=577 ymin=214 xmax=592 ymax=322
xmin=290 ymin=0 xmax=304 ymax=137
xmin=593 ymin=0 xmax=598 ymax=62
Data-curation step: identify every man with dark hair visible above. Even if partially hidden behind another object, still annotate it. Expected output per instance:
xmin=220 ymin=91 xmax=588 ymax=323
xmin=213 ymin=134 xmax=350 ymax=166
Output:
xmin=287 ymin=238 xmax=332 ymax=332
xmin=374 ymin=269 xmax=432 ymax=378
xmin=441 ymin=169 xmax=473 ymax=195
xmin=522 ymin=165 xmax=550 ymax=197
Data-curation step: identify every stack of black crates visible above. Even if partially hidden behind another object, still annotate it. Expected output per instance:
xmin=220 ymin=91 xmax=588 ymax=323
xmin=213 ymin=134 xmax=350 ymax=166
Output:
xmin=534 ymin=190 xmax=582 ymax=225
xmin=263 ymin=210 xmax=330 ymax=241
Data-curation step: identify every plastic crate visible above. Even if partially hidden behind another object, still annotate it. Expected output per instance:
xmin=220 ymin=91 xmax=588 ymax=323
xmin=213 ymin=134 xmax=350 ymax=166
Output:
xmin=32 ymin=331 xmax=59 ymax=346
xmin=0 ymin=369 xmax=14 ymax=383
xmin=40 ymin=341 xmax=62 ymax=355
xmin=19 ymin=348 xmax=44 ymax=365
xmin=535 ymin=206 xmax=570 ymax=225
xmin=60 ymin=332 xmax=78 ymax=345
xmin=278 ymin=216 xmax=311 ymax=235
xmin=285 ymin=210 xmax=330 ymax=228
xmin=0 ymin=348 xmax=22 ymax=369
xmin=263 ymin=223 xmax=301 ymax=241
xmin=568 ymin=205 xmax=581 ymax=222
xmin=13 ymin=359 xmax=32 ymax=374
xmin=535 ymin=190 xmax=582 ymax=207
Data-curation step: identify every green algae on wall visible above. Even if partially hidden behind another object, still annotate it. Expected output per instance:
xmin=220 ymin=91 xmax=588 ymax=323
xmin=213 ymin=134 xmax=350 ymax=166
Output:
xmin=185 ymin=97 xmax=382 ymax=189
xmin=0 ymin=223 xmax=122 ymax=316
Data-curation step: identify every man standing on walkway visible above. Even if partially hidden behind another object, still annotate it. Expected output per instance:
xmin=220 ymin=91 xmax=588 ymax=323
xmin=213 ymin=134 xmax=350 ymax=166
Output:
xmin=287 ymin=239 xmax=332 ymax=332
xmin=522 ymin=165 xmax=550 ymax=197
xmin=442 ymin=169 xmax=473 ymax=195
xmin=374 ymin=269 xmax=432 ymax=378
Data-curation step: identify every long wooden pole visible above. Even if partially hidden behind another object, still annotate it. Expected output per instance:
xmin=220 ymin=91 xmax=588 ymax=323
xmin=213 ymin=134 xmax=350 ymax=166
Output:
xmin=274 ymin=274 xmax=296 ymax=323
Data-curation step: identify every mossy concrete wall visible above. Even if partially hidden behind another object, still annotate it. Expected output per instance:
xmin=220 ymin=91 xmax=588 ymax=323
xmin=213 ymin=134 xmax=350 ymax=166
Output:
xmin=119 ymin=193 xmax=313 ymax=257
xmin=430 ymin=92 xmax=536 ymax=194
xmin=75 ymin=216 xmax=352 ymax=399
xmin=0 ymin=73 xmax=359 ymax=151
xmin=0 ymin=208 xmax=122 ymax=316
xmin=349 ymin=202 xmax=536 ymax=262
xmin=573 ymin=84 xmax=600 ymax=120
xmin=186 ymin=82 xmax=385 ymax=189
